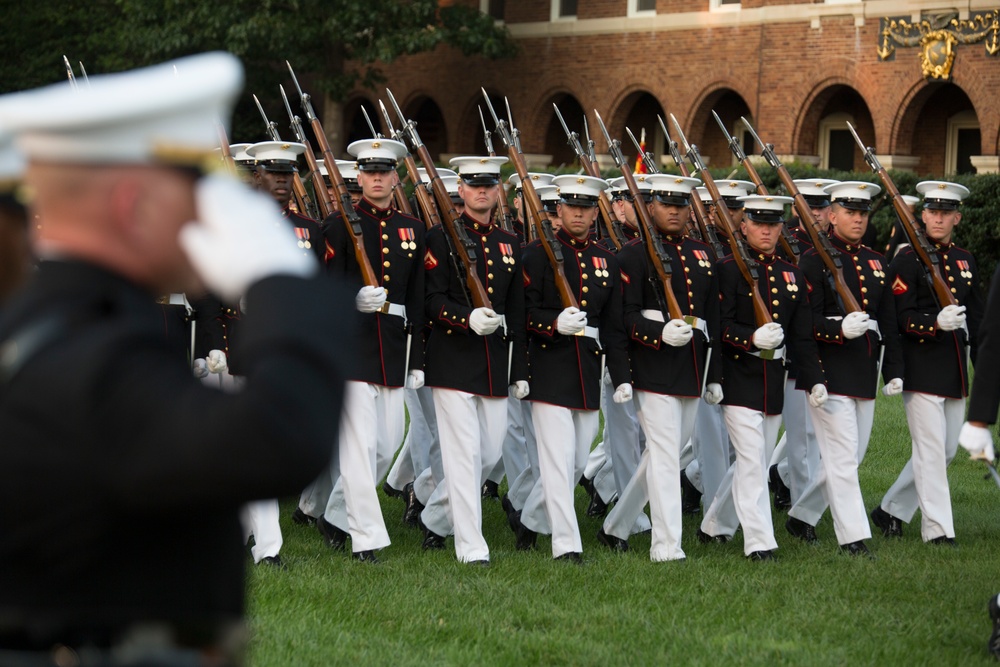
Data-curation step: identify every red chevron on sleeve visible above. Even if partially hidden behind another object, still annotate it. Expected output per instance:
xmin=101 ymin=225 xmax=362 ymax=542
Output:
xmin=424 ymin=249 xmax=438 ymax=270
xmin=891 ymin=275 xmax=908 ymax=295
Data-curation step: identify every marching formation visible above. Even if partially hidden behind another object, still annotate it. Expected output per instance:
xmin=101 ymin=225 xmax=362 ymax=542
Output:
xmin=190 ymin=69 xmax=991 ymax=568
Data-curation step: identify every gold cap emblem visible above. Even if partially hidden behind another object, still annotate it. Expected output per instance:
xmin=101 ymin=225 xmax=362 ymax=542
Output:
xmin=372 ymin=141 xmax=381 ymax=149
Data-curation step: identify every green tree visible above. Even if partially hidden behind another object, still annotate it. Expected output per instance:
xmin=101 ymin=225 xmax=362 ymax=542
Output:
xmin=0 ymin=0 xmax=516 ymax=146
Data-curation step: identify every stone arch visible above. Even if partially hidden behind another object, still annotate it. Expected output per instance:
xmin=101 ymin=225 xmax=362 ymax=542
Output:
xmin=342 ymin=96 xmax=379 ymax=149
xmin=686 ymin=84 xmax=754 ymax=168
xmin=895 ymin=82 xmax=978 ymax=175
xmin=528 ymin=88 xmax=586 ymax=169
xmin=606 ymin=88 xmax=667 ymax=169
xmin=793 ymin=81 xmax=874 ymax=171
xmin=399 ymin=93 xmax=448 ymax=161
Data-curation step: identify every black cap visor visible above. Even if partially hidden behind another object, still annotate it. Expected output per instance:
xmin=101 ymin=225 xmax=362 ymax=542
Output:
xmin=258 ymin=160 xmax=297 ymax=173
xmin=833 ymin=197 xmax=872 ymax=212
xmin=357 ymin=157 xmax=397 ymax=172
xmin=745 ymin=209 xmax=786 ymax=224
xmin=460 ymin=173 xmax=501 ymax=187
xmin=652 ymin=192 xmax=691 ymax=206
xmin=922 ymin=197 xmax=960 ymax=211
xmin=560 ymin=194 xmax=599 ymax=208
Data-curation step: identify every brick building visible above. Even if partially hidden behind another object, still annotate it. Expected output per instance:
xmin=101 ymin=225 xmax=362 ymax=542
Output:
xmin=337 ymin=0 xmax=1000 ymax=176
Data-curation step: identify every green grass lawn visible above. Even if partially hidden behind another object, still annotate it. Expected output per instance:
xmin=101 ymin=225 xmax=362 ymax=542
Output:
xmin=246 ymin=393 xmax=1000 ymax=666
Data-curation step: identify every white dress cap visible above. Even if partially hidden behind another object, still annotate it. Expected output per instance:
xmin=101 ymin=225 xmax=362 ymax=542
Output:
xmin=739 ymin=194 xmax=794 ymax=223
xmin=0 ymin=52 xmax=243 ymax=168
xmin=716 ymin=179 xmax=757 ymax=208
xmin=824 ymin=180 xmax=882 ymax=211
xmin=347 ymin=138 xmax=407 ymax=171
xmin=551 ymin=174 xmax=609 ymax=208
xmin=915 ymin=180 xmax=970 ymax=210
xmin=245 ymin=141 xmax=306 ymax=172
xmin=448 ymin=156 xmax=508 ymax=185
xmin=508 ymin=172 xmax=555 ymax=190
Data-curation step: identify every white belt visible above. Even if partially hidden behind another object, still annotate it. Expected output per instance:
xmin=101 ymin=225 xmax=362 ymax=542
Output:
xmin=825 ymin=315 xmax=880 ymax=337
xmin=379 ymin=302 xmax=407 ymax=321
xmin=641 ymin=309 xmax=710 ymax=340
xmin=749 ymin=346 xmax=785 ymax=360
xmin=574 ymin=325 xmax=600 ymax=344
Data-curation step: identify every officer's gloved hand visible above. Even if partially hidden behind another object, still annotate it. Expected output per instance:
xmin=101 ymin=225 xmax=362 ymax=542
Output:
xmin=752 ymin=322 xmax=785 ymax=350
xmin=612 ymin=383 xmax=633 ymax=404
xmin=959 ymin=422 xmax=995 ymax=462
xmin=193 ymin=358 xmax=209 ymax=379
xmin=808 ymin=384 xmax=828 ymax=408
xmin=180 ymin=175 xmax=316 ymax=302
xmin=556 ymin=306 xmax=587 ymax=335
xmin=936 ymin=304 xmax=967 ymax=331
xmin=206 ymin=349 xmax=228 ymax=374
xmin=882 ymin=377 xmax=903 ymax=396
xmin=406 ymin=370 xmax=424 ymax=389
xmin=841 ymin=311 xmax=871 ymax=339
xmin=355 ymin=285 xmax=387 ymax=313
xmin=469 ymin=307 xmax=502 ymax=336
xmin=703 ymin=383 xmax=724 ymax=406
xmin=661 ymin=319 xmax=693 ymax=347
xmin=511 ymin=380 xmax=530 ymax=400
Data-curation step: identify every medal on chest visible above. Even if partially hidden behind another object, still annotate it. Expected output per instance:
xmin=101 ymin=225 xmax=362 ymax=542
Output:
xmin=867 ymin=258 xmax=884 ymax=279
xmin=293 ymin=227 xmax=311 ymax=250
xmin=957 ymin=259 xmax=972 ymax=279
xmin=499 ymin=242 xmax=515 ymax=266
xmin=398 ymin=227 xmax=416 ymax=251
xmin=783 ymin=271 xmax=798 ymax=293
xmin=693 ymin=249 xmax=710 ymax=268
xmin=592 ymin=256 xmax=609 ymax=278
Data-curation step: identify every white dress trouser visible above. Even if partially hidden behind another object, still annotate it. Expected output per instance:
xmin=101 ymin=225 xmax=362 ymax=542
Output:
xmin=494 ymin=392 xmax=534 ymax=486
xmin=604 ymin=393 xmax=699 ymax=561
xmin=789 ymin=395 xmax=875 ymax=545
xmin=422 ymin=389 xmax=507 ymax=562
xmin=523 ymin=403 xmax=600 ymax=557
xmin=686 ymin=400 xmax=731 ymax=506
xmin=601 ymin=371 xmax=645 ymax=496
xmin=776 ymin=380 xmax=819 ymax=505
xmin=386 ymin=385 xmax=437 ymax=491
xmin=881 ymin=392 xmax=963 ymax=541
xmin=323 ymin=381 xmax=402 ymax=552
xmin=716 ymin=406 xmax=781 ymax=555
xmin=585 ymin=441 xmax=619 ymax=505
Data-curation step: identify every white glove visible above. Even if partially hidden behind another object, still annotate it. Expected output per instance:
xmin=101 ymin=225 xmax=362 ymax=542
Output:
xmin=704 ymin=382 xmax=724 ymax=406
xmin=882 ymin=377 xmax=903 ymax=396
xmin=603 ymin=366 xmax=611 ymax=386
xmin=808 ymin=384 xmax=828 ymax=408
xmin=936 ymin=304 xmax=967 ymax=332
xmin=959 ymin=422 xmax=996 ymax=462
xmin=355 ymin=285 xmax=388 ymax=314
xmin=511 ymin=380 xmax=530 ymax=400
xmin=752 ymin=322 xmax=785 ymax=350
xmin=192 ymin=358 xmax=208 ymax=379
xmin=179 ymin=175 xmax=317 ymax=302
xmin=556 ymin=306 xmax=587 ymax=335
xmin=406 ymin=369 xmax=425 ymax=389
xmin=469 ymin=307 xmax=502 ymax=336
xmin=206 ymin=349 xmax=228 ymax=374
xmin=661 ymin=319 xmax=694 ymax=347
xmin=612 ymin=383 xmax=633 ymax=404
xmin=841 ymin=311 xmax=871 ymax=339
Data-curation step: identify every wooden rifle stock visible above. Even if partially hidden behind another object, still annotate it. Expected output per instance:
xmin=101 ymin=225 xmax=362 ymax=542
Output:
xmin=403 ymin=156 xmax=443 ymax=231
xmin=216 ymin=122 xmax=238 ymax=176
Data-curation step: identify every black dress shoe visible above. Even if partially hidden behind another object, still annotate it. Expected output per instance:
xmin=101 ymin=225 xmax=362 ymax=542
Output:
xmin=841 ymin=540 xmax=874 ymax=558
xmin=929 ymin=536 xmax=957 ymax=547
xmin=597 ymin=528 xmax=630 ymax=553
xmin=382 ymin=481 xmax=404 ymax=500
xmin=422 ymin=527 xmax=446 ymax=551
xmin=697 ymin=529 xmax=729 ymax=544
xmin=586 ymin=493 xmax=609 ymax=518
xmin=747 ymin=550 xmax=775 ymax=562
xmin=555 ymin=552 xmax=584 ymax=564
xmin=870 ymin=506 xmax=903 ymax=538
xmin=260 ymin=555 xmax=287 ymax=569
xmin=353 ymin=550 xmax=380 ymax=563
xmin=680 ymin=470 xmax=703 ymax=515
xmin=403 ymin=482 xmax=424 ymax=527
xmin=291 ymin=508 xmax=316 ymax=526
xmin=317 ymin=516 xmax=348 ymax=551
xmin=785 ymin=516 xmax=818 ymax=544
xmin=501 ymin=494 xmax=520 ymax=534
xmin=579 ymin=475 xmax=595 ymax=498
xmin=515 ymin=519 xmax=537 ymax=551
xmin=769 ymin=465 xmax=791 ymax=511
xmin=481 ymin=480 xmax=500 ymax=500
xmin=467 ymin=559 xmax=491 ymax=567
xmin=988 ymin=594 xmax=1000 ymax=660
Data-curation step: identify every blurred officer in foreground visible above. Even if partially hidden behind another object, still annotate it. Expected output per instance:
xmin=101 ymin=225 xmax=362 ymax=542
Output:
xmin=958 ymin=262 xmax=1000 ymax=660
xmin=0 ymin=132 xmax=28 ymax=307
xmin=0 ymin=52 xmax=353 ymax=665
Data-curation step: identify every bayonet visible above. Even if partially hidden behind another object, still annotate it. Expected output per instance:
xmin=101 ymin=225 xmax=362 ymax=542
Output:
xmin=361 ymin=105 xmax=382 ymax=139
xmin=478 ymin=106 xmax=495 ymax=155
xmin=62 ymin=56 xmax=77 ymax=90
xmin=253 ymin=94 xmax=281 ymax=141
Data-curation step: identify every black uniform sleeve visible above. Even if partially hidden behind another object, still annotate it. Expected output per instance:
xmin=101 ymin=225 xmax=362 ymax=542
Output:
xmin=424 ymin=227 xmax=474 ymax=332
xmin=968 ymin=265 xmax=1000 ymax=423
xmin=506 ymin=241 xmax=529 ymax=384
xmin=600 ymin=253 xmax=631 ymax=388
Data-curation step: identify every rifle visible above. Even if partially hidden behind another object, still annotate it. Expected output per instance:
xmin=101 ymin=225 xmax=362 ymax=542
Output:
xmin=625 ymin=125 xmax=701 ymax=243
xmin=215 ymin=121 xmax=238 ymax=176
xmin=363 ymin=104 xmax=413 ymax=216
xmin=596 ymin=111 xmax=684 ymax=322
xmin=482 ymin=91 xmax=576 ymax=309
xmin=285 ymin=63 xmax=379 ymax=286
xmin=62 ymin=56 xmax=77 ymax=90
xmin=845 ymin=122 xmax=956 ymax=308
xmin=553 ymin=104 xmax=624 ymax=250
xmin=478 ymin=106 xmax=515 ymax=234
xmin=387 ymin=89 xmax=491 ymax=308
xmin=741 ymin=116 xmax=861 ymax=314
xmin=278 ymin=83 xmax=332 ymax=221
xmin=658 ymin=115 xmax=724 ymax=259
xmin=711 ymin=111 xmax=800 ymax=264
xmin=252 ymin=93 xmax=313 ymax=219
xmin=670 ymin=114 xmax=772 ymax=328
xmin=379 ymin=100 xmax=442 ymax=231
